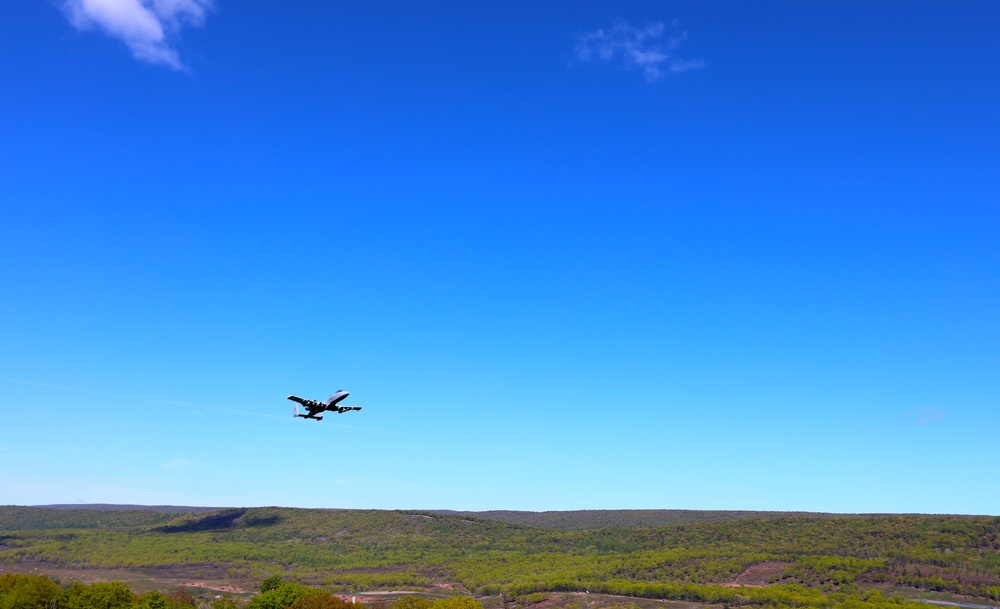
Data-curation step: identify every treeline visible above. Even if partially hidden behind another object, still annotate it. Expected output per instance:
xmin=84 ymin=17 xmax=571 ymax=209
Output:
xmin=501 ymin=579 xmax=938 ymax=609
xmin=890 ymin=574 xmax=1000 ymax=601
xmin=0 ymin=574 xmax=209 ymax=609
xmin=0 ymin=574 xmax=482 ymax=609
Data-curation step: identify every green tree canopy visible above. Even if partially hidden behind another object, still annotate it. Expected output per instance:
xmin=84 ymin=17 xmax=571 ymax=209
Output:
xmin=134 ymin=592 xmax=168 ymax=609
xmin=247 ymin=583 xmax=310 ymax=609
xmin=0 ymin=574 xmax=61 ymax=609
xmin=167 ymin=589 xmax=195 ymax=609
xmin=260 ymin=578 xmax=283 ymax=595
xmin=390 ymin=596 xmax=481 ymax=609
xmin=390 ymin=597 xmax=431 ymax=609
xmin=65 ymin=582 xmax=135 ymax=609
xmin=429 ymin=598 xmax=482 ymax=609
xmin=291 ymin=591 xmax=350 ymax=609
xmin=212 ymin=598 xmax=239 ymax=609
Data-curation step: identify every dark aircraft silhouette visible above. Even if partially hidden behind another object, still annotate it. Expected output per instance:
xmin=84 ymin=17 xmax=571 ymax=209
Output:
xmin=287 ymin=391 xmax=362 ymax=421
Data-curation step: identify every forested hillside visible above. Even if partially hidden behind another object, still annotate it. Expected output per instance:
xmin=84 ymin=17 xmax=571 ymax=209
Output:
xmin=2 ymin=507 xmax=999 ymax=604
xmin=0 ymin=506 xmax=183 ymax=530
xmin=429 ymin=509 xmax=843 ymax=530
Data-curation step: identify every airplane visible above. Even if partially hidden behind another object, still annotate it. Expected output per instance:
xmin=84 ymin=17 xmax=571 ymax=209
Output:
xmin=287 ymin=391 xmax=362 ymax=421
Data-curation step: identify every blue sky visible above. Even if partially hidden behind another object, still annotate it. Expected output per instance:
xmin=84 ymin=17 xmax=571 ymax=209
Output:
xmin=1 ymin=0 xmax=998 ymax=514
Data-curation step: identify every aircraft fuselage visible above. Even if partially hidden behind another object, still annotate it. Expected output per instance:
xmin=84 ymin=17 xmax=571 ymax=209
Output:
xmin=324 ymin=391 xmax=349 ymax=407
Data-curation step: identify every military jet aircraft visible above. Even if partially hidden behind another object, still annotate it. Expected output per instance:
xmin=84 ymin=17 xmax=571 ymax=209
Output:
xmin=287 ymin=391 xmax=362 ymax=421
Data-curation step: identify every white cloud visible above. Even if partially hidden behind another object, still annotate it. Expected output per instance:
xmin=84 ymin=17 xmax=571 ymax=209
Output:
xmin=62 ymin=0 xmax=212 ymax=69
xmin=576 ymin=20 xmax=704 ymax=82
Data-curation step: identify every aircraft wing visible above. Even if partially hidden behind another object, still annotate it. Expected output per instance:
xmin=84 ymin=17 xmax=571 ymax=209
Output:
xmin=287 ymin=395 xmax=326 ymax=415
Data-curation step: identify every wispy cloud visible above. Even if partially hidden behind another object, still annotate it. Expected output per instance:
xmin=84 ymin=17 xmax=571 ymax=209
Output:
xmin=575 ymin=19 xmax=704 ymax=82
xmin=61 ymin=0 xmax=212 ymax=69
xmin=162 ymin=458 xmax=196 ymax=471
xmin=913 ymin=408 xmax=946 ymax=425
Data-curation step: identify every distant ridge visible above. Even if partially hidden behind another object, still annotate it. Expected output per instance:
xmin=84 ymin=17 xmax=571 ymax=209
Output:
xmin=1 ymin=505 xmax=211 ymax=530
xmin=6 ymin=505 xmax=855 ymax=532
xmin=35 ymin=504 xmax=225 ymax=513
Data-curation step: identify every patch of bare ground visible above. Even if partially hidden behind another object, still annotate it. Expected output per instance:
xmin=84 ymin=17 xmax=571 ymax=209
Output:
xmin=723 ymin=562 xmax=791 ymax=587
xmin=345 ymin=592 xmax=432 ymax=603
xmin=0 ymin=563 xmax=255 ymax=597
xmin=176 ymin=582 xmax=250 ymax=595
xmin=503 ymin=592 xmax=719 ymax=609
xmin=333 ymin=566 xmax=409 ymax=575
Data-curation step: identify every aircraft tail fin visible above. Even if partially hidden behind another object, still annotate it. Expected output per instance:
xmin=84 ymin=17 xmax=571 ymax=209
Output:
xmin=293 ymin=404 xmax=299 ymax=418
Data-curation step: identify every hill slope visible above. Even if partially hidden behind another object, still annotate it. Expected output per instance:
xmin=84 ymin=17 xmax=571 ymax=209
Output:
xmin=1 ymin=506 xmax=998 ymax=603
